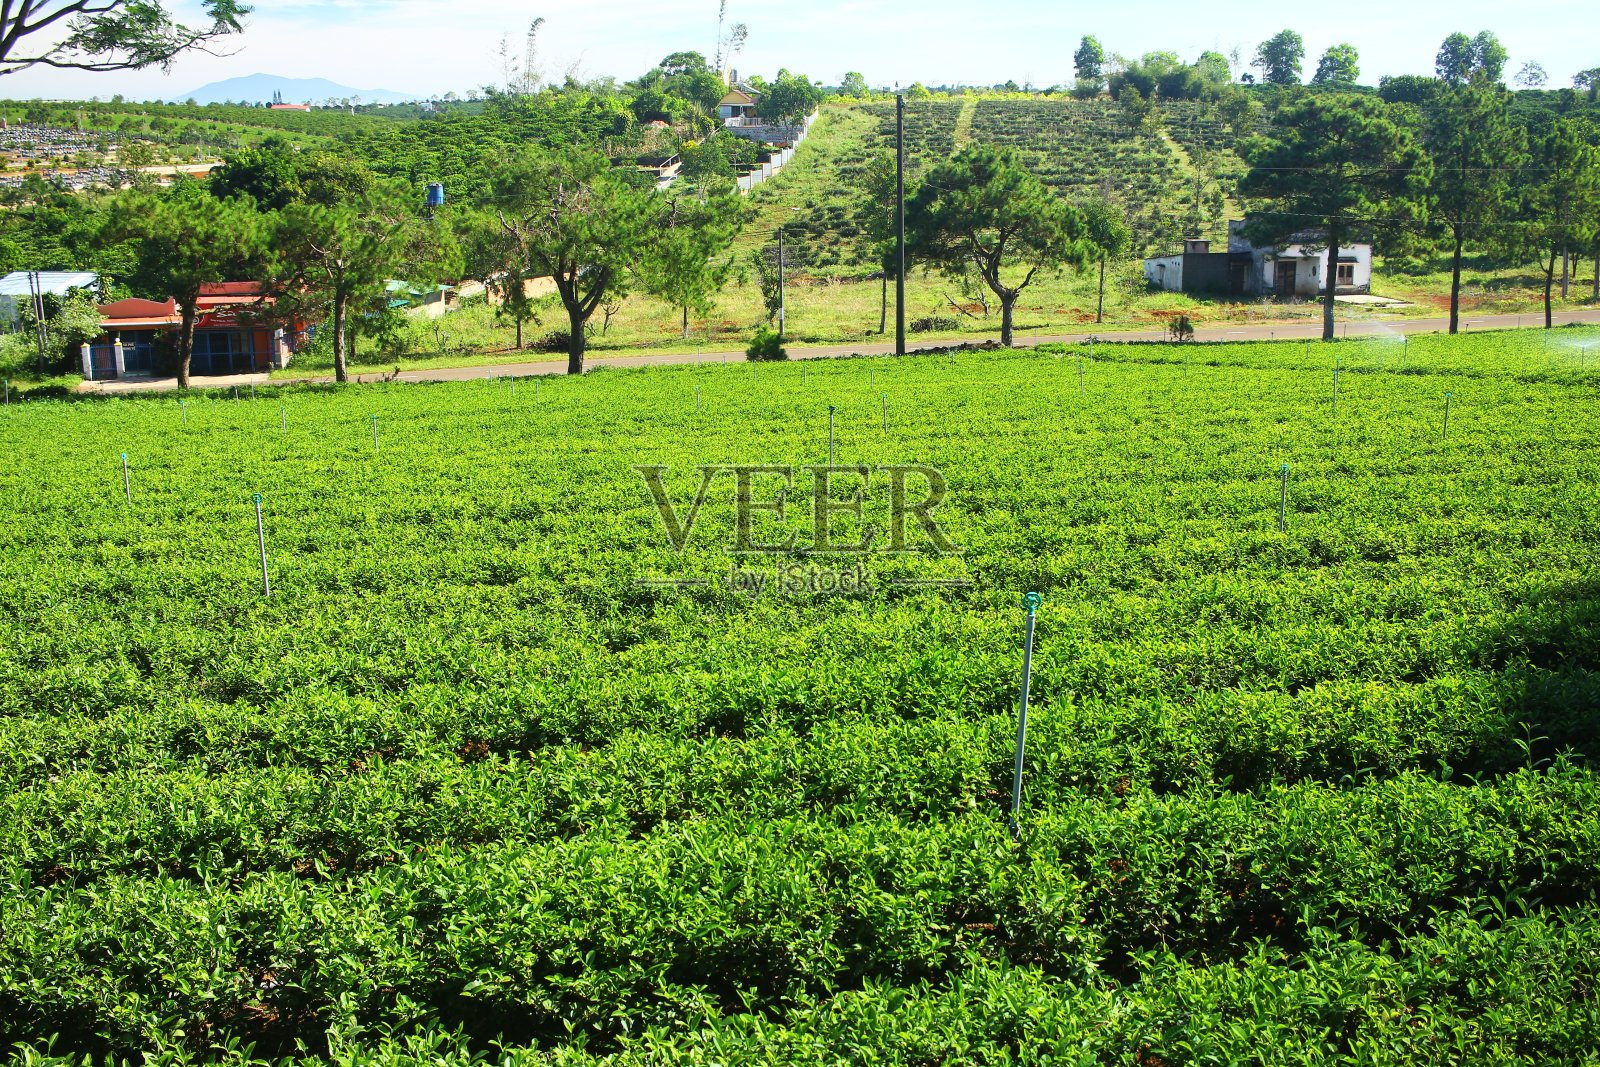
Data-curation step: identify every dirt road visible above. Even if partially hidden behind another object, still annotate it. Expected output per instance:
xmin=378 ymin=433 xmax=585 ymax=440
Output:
xmin=77 ymin=307 xmax=1600 ymax=394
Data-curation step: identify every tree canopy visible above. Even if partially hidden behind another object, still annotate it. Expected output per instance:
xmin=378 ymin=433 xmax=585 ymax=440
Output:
xmin=487 ymin=149 xmax=661 ymax=374
xmin=1074 ymin=36 xmax=1105 ymax=88
xmin=99 ymin=184 xmax=269 ymax=388
xmin=1312 ymin=44 xmax=1361 ymax=90
xmin=906 ymin=144 xmax=1087 ymax=347
xmin=0 ymin=0 xmax=248 ymax=76
xmin=1254 ymin=30 xmax=1305 ymax=86
xmin=1240 ymin=94 xmax=1431 ymax=340
xmin=1421 ymin=81 xmax=1528 ymax=332
xmin=1436 ymin=30 xmax=1507 ymax=85
xmin=757 ymin=70 xmax=824 ymax=124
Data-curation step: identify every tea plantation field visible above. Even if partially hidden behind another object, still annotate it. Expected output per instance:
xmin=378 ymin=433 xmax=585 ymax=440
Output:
xmin=2 ymin=330 xmax=1599 ymax=1064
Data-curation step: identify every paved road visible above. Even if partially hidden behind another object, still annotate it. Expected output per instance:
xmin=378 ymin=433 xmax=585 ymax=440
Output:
xmin=76 ymin=307 xmax=1600 ymax=394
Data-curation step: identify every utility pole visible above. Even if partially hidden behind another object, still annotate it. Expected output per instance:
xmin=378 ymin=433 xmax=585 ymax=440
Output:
xmin=895 ymin=93 xmax=906 ymax=357
xmin=778 ymin=225 xmax=786 ymax=342
xmin=29 ymin=271 xmax=47 ymax=373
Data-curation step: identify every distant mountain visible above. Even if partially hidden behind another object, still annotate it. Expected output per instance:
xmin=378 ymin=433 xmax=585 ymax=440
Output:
xmin=173 ymin=74 xmax=419 ymax=106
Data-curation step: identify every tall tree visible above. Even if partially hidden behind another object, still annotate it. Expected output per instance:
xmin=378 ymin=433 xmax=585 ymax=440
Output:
xmin=1074 ymin=36 xmax=1106 ymax=89
xmin=488 ymin=149 xmax=659 ymax=374
xmin=1240 ymin=94 xmax=1430 ymax=341
xmin=1437 ymin=30 xmax=1507 ymax=85
xmin=100 ymin=187 xmax=269 ymax=389
xmin=906 ymin=145 xmax=1087 ymax=347
xmin=1469 ymin=31 xmax=1507 ymax=84
xmin=1519 ymin=120 xmax=1600 ymax=327
xmin=0 ymin=0 xmax=247 ymax=76
xmin=1422 ymin=82 xmax=1528 ymax=333
xmin=1312 ymin=44 xmax=1361 ymax=89
xmin=647 ymin=182 xmax=742 ymax=338
xmin=1576 ymin=69 xmax=1600 ymax=103
xmin=1253 ymin=30 xmax=1305 ymax=86
xmin=1514 ymin=62 xmax=1548 ymax=89
xmin=854 ymin=151 xmax=897 ymax=333
xmin=271 ymin=184 xmax=456 ymax=383
xmin=1436 ymin=33 xmax=1475 ymax=84
xmin=1079 ymin=199 xmax=1131 ymax=324
xmin=757 ymin=69 xmax=824 ymax=124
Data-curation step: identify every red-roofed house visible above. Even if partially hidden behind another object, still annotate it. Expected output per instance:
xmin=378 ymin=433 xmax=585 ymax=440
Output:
xmin=83 ymin=283 xmax=306 ymax=380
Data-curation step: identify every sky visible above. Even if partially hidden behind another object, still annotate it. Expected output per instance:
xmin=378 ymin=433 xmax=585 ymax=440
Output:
xmin=0 ymin=0 xmax=1589 ymax=101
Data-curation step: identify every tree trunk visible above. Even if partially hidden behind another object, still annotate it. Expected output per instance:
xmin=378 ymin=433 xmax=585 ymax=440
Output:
xmin=176 ymin=302 xmax=195 ymax=390
xmin=515 ymin=314 xmax=523 ymax=350
xmin=1448 ymin=227 xmax=1464 ymax=335
xmin=1593 ymin=253 xmax=1598 ymax=300
xmin=1544 ymin=247 xmax=1558 ymax=330
xmin=1560 ymin=246 xmax=1570 ymax=300
xmin=567 ymin=306 xmax=586 ymax=375
xmin=682 ymin=304 xmax=689 ymax=340
xmin=879 ymin=273 xmax=887 ymax=334
xmin=1000 ymin=294 xmax=1016 ymax=347
xmin=1096 ymin=257 xmax=1107 ymax=324
xmin=332 ymin=294 xmax=349 ymax=383
xmin=1321 ymin=234 xmax=1339 ymax=342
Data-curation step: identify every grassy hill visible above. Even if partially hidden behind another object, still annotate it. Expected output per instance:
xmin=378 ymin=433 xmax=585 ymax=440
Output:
xmin=2 ymin=330 xmax=1599 ymax=1061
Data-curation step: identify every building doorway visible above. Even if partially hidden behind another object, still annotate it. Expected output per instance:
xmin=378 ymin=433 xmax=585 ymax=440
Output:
xmin=1274 ymin=261 xmax=1297 ymax=298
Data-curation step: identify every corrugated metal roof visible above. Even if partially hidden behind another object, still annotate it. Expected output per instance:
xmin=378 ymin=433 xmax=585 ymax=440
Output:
xmin=0 ymin=271 xmax=98 ymax=296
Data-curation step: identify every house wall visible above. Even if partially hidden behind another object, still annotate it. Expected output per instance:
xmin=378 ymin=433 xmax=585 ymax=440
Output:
xmin=1255 ymin=244 xmax=1373 ymax=297
xmin=1144 ymin=255 xmax=1183 ymax=292
xmin=1181 ymin=253 xmax=1233 ymax=294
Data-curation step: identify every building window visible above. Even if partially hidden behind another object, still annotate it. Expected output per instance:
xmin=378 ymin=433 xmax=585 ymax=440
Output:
xmin=1336 ymin=263 xmax=1356 ymax=287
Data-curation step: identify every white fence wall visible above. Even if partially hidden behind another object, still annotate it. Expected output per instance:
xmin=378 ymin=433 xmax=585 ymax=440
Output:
xmin=735 ymin=110 xmax=818 ymax=194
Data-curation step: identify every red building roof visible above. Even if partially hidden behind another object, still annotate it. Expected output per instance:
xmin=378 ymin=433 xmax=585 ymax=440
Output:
xmin=99 ymin=297 xmax=182 ymax=329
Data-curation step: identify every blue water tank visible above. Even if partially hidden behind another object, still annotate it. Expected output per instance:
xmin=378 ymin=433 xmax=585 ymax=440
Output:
xmin=425 ymin=182 xmax=446 ymax=209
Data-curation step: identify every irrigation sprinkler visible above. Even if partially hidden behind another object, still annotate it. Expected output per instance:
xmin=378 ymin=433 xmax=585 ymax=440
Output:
xmin=696 ymin=384 xmax=702 ymax=411
xmin=803 ymin=365 xmax=808 ymax=385
xmin=120 ymin=453 xmax=131 ymax=505
xmin=870 ymin=366 xmax=874 ymax=387
xmin=1443 ymin=391 xmax=1453 ymax=441
xmin=3 ymin=380 xmax=8 ymax=404
xmin=250 ymin=384 xmax=256 ymax=400
xmin=371 ymin=414 xmax=379 ymax=452
xmin=536 ymin=378 xmax=541 ymax=400
xmin=828 ymin=406 xmax=836 ymax=465
xmin=1077 ymin=357 xmax=1085 ymax=396
xmin=1332 ymin=359 xmax=1340 ymax=416
xmin=882 ymin=393 xmax=888 ymax=433
xmin=233 ymin=386 xmax=238 ymax=403
xmin=280 ymin=404 xmax=287 ymax=434
xmin=1278 ymin=463 xmax=1290 ymax=532
xmin=511 ymin=378 xmax=516 ymax=397
xmin=180 ymin=399 xmax=187 ymax=425
xmin=254 ymin=494 xmax=271 ymax=597
xmin=1009 ymin=591 xmax=1043 ymax=841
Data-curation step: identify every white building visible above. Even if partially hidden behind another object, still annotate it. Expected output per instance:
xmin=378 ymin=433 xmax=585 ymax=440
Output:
xmin=1143 ymin=223 xmax=1372 ymax=299
xmin=1228 ymin=221 xmax=1372 ymax=299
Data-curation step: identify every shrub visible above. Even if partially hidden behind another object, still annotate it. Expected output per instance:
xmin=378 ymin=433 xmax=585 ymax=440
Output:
xmin=910 ymin=315 xmax=961 ymax=333
xmin=1168 ymin=314 xmax=1195 ymax=342
xmin=534 ymin=330 xmax=574 ymax=354
xmin=746 ymin=326 xmax=788 ymax=360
